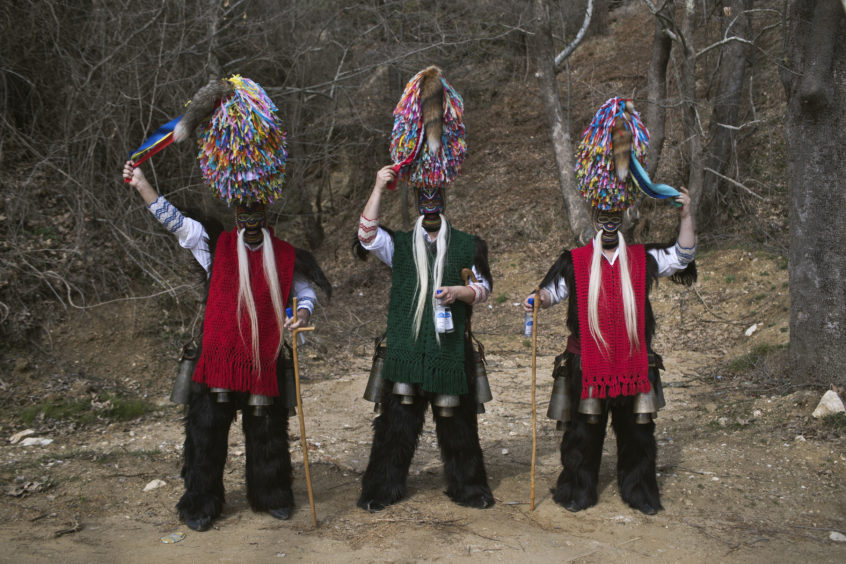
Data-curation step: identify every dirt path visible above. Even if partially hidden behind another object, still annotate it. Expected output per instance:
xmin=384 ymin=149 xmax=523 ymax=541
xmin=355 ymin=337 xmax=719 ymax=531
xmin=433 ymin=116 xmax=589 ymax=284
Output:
xmin=2 ymin=250 xmax=844 ymax=562
xmin=3 ymin=347 xmax=845 ymax=563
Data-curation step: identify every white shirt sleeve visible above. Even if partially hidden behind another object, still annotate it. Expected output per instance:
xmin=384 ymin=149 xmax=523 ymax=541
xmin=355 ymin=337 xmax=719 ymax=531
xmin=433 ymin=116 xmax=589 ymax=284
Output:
xmin=360 ymin=226 xmax=395 ymax=267
xmin=147 ymin=195 xmax=211 ymax=273
xmin=648 ymin=242 xmax=696 ymax=278
xmin=542 ymin=276 xmax=568 ymax=306
xmin=292 ymin=273 xmax=317 ymax=314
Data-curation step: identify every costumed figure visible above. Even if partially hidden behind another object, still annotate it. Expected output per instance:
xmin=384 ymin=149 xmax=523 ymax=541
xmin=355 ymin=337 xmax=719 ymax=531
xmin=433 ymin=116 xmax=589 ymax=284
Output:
xmin=354 ymin=66 xmax=495 ymax=510
xmin=522 ymin=97 xmax=697 ymax=515
xmin=123 ymin=75 xmax=331 ymax=531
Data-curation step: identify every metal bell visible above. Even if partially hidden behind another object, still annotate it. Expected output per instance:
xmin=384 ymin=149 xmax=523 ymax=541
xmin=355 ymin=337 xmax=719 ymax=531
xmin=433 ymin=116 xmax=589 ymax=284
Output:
xmin=171 ymin=343 xmax=198 ymax=405
xmin=474 ymin=350 xmax=493 ymax=405
xmin=578 ymin=386 xmax=603 ymax=424
xmin=546 ymin=375 xmax=572 ymax=424
xmin=210 ymin=387 xmax=231 ymax=403
xmin=247 ymin=394 xmax=273 ymax=416
xmin=433 ymin=394 xmax=460 ymax=417
xmin=392 ymin=381 xmax=416 ymax=405
xmin=633 ymin=388 xmax=658 ymax=424
xmin=283 ymin=362 xmax=297 ymax=409
xmin=363 ymin=343 xmax=387 ymax=411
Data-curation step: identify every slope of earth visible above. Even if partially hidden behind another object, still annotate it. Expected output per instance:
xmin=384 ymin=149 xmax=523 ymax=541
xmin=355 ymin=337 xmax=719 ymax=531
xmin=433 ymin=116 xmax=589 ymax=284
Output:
xmin=1 ymin=5 xmax=844 ymax=564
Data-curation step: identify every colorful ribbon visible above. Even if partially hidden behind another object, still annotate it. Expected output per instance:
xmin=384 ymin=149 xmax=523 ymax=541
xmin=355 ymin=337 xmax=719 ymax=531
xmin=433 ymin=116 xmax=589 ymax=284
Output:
xmin=128 ymin=115 xmax=182 ymax=167
xmin=629 ymin=148 xmax=681 ymax=205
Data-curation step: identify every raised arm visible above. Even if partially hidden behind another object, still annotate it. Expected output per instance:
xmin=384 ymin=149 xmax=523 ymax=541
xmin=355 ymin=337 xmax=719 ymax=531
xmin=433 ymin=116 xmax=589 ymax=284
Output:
xmin=123 ymin=160 xmax=159 ymax=205
xmin=122 ymin=160 xmax=211 ymax=271
xmin=675 ymin=187 xmax=695 ymax=252
xmin=358 ymin=165 xmax=396 ymax=244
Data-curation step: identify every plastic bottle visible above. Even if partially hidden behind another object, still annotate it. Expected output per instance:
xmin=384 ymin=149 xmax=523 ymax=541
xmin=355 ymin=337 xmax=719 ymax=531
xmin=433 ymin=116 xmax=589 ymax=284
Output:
xmin=523 ymin=297 xmax=534 ymax=337
xmin=434 ymin=289 xmax=454 ymax=334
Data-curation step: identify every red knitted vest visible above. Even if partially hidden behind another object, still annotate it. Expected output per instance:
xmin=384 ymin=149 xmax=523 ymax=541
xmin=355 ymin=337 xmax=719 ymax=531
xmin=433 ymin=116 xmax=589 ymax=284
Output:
xmin=571 ymin=242 xmax=650 ymax=399
xmin=193 ymin=231 xmax=295 ymax=396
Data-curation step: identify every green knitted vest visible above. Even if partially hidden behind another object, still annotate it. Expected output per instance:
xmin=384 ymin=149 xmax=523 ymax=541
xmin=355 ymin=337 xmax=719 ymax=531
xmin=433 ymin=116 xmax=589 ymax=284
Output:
xmin=383 ymin=226 xmax=475 ymax=395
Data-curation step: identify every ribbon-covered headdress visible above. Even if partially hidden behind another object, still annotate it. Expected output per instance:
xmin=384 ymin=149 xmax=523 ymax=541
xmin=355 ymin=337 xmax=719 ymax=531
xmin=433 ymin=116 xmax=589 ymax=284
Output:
xmin=388 ymin=66 xmax=466 ymax=215
xmin=575 ymin=97 xmax=679 ymax=212
xmin=129 ymin=75 xmax=287 ymax=206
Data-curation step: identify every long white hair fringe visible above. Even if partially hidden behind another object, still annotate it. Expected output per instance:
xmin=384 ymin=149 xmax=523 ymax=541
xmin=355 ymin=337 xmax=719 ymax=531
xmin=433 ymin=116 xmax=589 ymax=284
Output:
xmin=236 ymin=228 xmax=285 ymax=374
xmin=587 ymin=230 xmax=640 ymax=356
xmin=411 ymin=214 xmax=449 ymax=342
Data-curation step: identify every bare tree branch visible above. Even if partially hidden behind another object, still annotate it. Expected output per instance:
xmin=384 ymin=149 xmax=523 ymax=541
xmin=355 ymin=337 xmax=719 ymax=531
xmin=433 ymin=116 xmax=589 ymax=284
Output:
xmin=703 ymin=167 xmax=764 ymax=200
xmin=696 ymin=35 xmax=755 ymax=58
xmin=553 ymin=0 xmax=593 ymax=72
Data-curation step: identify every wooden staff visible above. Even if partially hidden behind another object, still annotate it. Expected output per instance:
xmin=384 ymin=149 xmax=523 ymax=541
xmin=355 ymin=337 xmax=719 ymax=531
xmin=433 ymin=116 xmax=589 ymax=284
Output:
xmin=291 ymin=297 xmax=317 ymax=527
xmin=460 ymin=268 xmax=478 ymax=333
xmin=530 ymin=288 xmax=540 ymax=511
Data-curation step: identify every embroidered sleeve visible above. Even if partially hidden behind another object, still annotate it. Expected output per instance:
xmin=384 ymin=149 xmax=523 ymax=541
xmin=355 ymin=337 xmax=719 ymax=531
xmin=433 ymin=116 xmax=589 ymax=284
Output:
xmin=649 ymin=241 xmax=696 ymax=277
xmin=358 ymin=214 xmax=379 ymax=245
xmin=674 ymin=240 xmax=696 ymax=265
xmin=147 ymin=195 xmax=211 ymax=273
xmin=468 ymin=265 xmax=491 ymax=304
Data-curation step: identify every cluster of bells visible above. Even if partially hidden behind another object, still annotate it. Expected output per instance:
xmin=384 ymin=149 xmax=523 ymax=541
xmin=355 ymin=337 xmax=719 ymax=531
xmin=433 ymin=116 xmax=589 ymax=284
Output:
xmin=170 ymin=341 xmax=297 ymax=417
xmin=362 ymin=338 xmax=493 ymax=417
xmin=171 ymin=340 xmax=658 ymax=423
xmin=546 ymin=357 xmax=659 ymax=430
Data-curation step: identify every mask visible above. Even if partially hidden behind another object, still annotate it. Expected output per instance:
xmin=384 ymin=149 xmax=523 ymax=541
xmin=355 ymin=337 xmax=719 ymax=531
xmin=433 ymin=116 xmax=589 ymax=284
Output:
xmin=418 ymin=186 xmax=445 ymax=232
xmin=235 ymin=203 xmax=267 ymax=245
xmin=592 ymin=208 xmax=623 ymax=248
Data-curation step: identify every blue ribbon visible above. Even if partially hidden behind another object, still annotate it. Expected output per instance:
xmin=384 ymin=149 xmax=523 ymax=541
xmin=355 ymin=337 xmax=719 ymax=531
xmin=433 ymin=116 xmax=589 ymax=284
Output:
xmin=629 ymin=148 xmax=681 ymax=204
xmin=128 ymin=115 xmax=182 ymax=165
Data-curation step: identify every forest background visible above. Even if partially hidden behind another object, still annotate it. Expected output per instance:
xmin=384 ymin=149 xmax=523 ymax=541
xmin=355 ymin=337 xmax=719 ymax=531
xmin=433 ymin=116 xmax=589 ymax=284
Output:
xmin=0 ymin=1 xmax=844 ymax=562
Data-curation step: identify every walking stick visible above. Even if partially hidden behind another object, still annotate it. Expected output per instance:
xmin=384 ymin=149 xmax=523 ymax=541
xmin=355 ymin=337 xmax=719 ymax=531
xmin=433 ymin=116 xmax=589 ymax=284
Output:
xmin=530 ymin=288 xmax=540 ymax=511
xmin=290 ymin=298 xmax=317 ymax=527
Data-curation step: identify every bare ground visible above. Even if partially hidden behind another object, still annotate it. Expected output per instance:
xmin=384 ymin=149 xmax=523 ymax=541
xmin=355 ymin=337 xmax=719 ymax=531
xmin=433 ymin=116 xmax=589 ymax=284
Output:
xmin=2 ymin=245 xmax=845 ymax=563
xmin=1 ymin=7 xmax=842 ymax=559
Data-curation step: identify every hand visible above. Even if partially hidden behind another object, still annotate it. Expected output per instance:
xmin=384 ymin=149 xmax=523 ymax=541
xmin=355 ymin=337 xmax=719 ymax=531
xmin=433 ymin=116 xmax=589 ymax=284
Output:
xmin=284 ymin=308 xmax=310 ymax=330
xmin=435 ymin=286 xmax=460 ymax=305
xmin=523 ymin=290 xmax=549 ymax=312
xmin=373 ymin=164 xmax=397 ymax=192
xmin=676 ymin=186 xmax=691 ymax=218
xmin=124 ymin=160 xmax=159 ymax=204
xmin=123 ymin=160 xmax=146 ymax=188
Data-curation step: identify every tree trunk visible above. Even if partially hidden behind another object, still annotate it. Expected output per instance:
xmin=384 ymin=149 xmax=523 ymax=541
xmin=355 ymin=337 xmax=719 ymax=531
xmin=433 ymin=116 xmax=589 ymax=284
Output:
xmin=532 ymin=0 xmax=593 ymax=243
xmin=700 ymin=0 xmax=752 ymax=222
xmin=781 ymin=0 xmax=846 ymax=387
xmin=680 ymin=0 xmax=705 ymax=222
xmin=589 ymin=0 xmax=609 ymax=36
xmin=645 ymin=0 xmax=674 ymax=178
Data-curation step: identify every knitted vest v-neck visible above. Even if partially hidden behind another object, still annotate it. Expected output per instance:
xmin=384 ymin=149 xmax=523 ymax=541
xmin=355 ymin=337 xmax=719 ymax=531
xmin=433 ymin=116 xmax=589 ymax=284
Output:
xmin=571 ymin=242 xmax=650 ymax=399
xmin=193 ymin=230 xmax=295 ymax=396
xmin=383 ymin=227 xmax=475 ymax=395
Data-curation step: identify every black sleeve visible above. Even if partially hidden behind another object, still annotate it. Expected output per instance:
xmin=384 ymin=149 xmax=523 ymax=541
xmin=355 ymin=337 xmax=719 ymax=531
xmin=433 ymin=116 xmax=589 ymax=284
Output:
xmin=538 ymin=250 xmax=579 ymax=336
xmin=294 ymin=247 xmax=332 ymax=299
xmin=473 ymin=236 xmax=493 ymax=291
xmin=538 ymin=249 xmax=573 ymax=291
